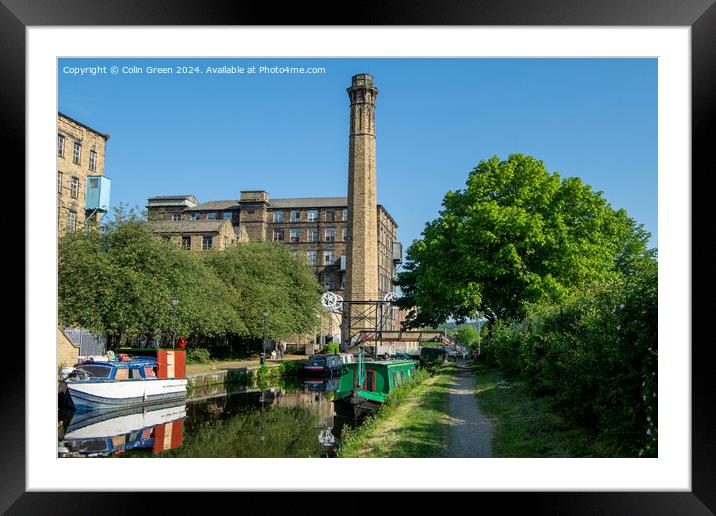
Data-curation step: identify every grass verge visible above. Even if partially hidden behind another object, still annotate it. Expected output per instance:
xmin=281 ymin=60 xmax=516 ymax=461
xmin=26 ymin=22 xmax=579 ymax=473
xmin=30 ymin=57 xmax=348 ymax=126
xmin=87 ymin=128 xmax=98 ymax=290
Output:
xmin=338 ymin=363 xmax=457 ymax=458
xmin=472 ymin=362 xmax=624 ymax=457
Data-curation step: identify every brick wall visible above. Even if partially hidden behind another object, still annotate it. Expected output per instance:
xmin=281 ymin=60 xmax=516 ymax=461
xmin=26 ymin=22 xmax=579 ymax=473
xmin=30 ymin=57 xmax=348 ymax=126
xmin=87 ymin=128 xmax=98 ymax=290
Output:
xmin=57 ymin=327 xmax=79 ymax=368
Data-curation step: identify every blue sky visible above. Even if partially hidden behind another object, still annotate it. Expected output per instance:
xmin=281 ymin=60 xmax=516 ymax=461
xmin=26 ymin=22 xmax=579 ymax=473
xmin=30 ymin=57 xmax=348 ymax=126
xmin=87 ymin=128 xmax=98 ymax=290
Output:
xmin=58 ymin=58 xmax=657 ymax=249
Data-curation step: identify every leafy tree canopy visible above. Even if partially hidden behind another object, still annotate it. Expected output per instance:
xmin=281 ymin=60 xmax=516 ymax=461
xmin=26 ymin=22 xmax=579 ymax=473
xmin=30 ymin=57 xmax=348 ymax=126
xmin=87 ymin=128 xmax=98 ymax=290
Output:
xmin=204 ymin=242 xmax=322 ymax=340
xmin=395 ymin=154 xmax=653 ymax=327
xmin=455 ymin=324 xmax=480 ymax=347
xmin=59 ymin=206 xmax=321 ymax=344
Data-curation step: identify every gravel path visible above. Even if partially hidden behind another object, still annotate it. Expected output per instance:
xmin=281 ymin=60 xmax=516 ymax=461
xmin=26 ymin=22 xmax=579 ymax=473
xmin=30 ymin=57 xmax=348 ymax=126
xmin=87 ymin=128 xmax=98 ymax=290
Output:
xmin=447 ymin=360 xmax=493 ymax=457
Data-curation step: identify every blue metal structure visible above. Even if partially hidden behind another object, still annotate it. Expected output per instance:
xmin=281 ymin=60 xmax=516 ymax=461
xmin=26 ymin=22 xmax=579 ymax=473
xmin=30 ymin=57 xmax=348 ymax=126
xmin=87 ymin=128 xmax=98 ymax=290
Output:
xmin=85 ymin=175 xmax=111 ymax=212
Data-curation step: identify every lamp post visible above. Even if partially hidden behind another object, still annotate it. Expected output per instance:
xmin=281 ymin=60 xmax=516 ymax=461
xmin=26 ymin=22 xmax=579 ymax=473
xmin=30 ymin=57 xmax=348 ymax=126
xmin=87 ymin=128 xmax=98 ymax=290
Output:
xmin=261 ymin=308 xmax=268 ymax=365
xmin=477 ymin=317 xmax=481 ymax=357
xmin=171 ymin=296 xmax=178 ymax=349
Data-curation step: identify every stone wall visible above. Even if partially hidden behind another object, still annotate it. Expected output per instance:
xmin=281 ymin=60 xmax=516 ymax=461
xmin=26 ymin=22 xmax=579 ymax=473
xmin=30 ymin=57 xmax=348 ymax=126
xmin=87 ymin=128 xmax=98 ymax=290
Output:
xmin=57 ymin=327 xmax=80 ymax=368
xmin=57 ymin=113 xmax=108 ymax=235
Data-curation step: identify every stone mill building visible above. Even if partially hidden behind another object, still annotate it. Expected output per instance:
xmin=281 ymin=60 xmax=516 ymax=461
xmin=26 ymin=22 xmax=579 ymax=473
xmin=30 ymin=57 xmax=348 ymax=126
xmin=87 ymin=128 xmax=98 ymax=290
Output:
xmin=147 ymin=74 xmax=403 ymax=345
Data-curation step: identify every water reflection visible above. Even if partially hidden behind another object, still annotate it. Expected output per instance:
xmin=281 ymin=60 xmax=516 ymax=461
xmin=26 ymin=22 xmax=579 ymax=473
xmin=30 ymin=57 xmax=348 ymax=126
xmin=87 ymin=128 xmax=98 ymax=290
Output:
xmin=58 ymin=401 xmax=186 ymax=457
xmin=58 ymin=377 xmax=357 ymax=458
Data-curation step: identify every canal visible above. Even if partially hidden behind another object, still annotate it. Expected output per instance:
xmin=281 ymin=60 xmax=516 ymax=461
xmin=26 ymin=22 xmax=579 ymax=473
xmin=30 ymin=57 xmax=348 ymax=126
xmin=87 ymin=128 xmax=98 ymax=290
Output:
xmin=57 ymin=376 xmax=358 ymax=458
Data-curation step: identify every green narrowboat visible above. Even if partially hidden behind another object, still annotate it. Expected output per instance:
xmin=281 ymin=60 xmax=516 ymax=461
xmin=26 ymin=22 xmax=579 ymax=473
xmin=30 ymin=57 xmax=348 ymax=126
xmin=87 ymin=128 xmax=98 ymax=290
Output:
xmin=333 ymin=359 xmax=417 ymax=419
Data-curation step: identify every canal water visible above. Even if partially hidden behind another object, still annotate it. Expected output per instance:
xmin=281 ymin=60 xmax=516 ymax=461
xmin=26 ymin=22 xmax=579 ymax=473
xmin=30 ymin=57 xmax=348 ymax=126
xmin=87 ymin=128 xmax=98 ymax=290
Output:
xmin=57 ymin=377 xmax=359 ymax=458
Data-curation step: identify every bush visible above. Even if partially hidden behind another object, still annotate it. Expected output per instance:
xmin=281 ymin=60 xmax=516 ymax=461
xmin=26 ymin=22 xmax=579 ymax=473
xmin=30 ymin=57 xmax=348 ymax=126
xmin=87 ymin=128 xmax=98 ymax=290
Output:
xmin=278 ymin=360 xmax=304 ymax=377
xmin=485 ymin=260 xmax=657 ymax=456
xmin=186 ymin=347 xmax=211 ymax=364
xmin=325 ymin=342 xmax=340 ymax=354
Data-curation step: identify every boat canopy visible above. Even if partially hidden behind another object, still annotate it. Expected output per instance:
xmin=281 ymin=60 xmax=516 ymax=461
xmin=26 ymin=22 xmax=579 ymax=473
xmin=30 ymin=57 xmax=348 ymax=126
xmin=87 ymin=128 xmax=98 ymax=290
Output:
xmin=79 ymin=357 xmax=157 ymax=369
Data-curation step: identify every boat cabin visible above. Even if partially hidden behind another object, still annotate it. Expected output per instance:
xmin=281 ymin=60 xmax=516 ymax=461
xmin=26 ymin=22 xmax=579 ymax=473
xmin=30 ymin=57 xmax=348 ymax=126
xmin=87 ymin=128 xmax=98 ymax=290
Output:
xmin=69 ymin=358 xmax=159 ymax=382
xmin=336 ymin=360 xmax=417 ymax=403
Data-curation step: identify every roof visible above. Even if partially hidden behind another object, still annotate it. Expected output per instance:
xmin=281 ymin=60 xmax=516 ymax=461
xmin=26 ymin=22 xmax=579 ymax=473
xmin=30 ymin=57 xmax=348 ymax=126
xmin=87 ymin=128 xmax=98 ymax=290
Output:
xmin=150 ymin=220 xmax=231 ymax=234
xmin=148 ymin=195 xmax=198 ymax=202
xmin=378 ymin=204 xmax=398 ymax=228
xmin=149 ymin=194 xmax=396 ymax=226
xmin=186 ymin=200 xmax=240 ymax=212
xmin=58 ymin=112 xmax=110 ymax=140
xmin=269 ymin=197 xmax=347 ymax=209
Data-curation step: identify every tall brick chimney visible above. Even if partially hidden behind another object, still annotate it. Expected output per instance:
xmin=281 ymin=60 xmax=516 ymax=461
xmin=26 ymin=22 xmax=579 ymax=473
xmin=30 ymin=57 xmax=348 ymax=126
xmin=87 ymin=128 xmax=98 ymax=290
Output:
xmin=345 ymin=73 xmax=379 ymax=310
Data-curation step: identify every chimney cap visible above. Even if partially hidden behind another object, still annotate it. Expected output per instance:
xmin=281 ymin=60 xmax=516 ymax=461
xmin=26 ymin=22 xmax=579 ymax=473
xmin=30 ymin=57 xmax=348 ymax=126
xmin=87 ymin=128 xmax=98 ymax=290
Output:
xmin=350 ymin=73 xmax=375 ymax=88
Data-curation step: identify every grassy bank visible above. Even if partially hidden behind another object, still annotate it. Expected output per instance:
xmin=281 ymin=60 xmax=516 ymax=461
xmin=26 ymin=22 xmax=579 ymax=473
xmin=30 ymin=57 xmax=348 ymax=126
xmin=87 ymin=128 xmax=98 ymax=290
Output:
xmin=338 ymin=363 xmax=457 ymax=458
xmin=472 ymin=362 xmax=625 ymax=457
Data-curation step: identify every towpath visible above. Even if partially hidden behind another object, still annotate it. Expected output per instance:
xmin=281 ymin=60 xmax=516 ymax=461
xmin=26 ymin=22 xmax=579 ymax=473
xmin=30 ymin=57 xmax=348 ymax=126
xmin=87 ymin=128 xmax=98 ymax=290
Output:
xmin=446 ymin=359 xmax=493 ymax=457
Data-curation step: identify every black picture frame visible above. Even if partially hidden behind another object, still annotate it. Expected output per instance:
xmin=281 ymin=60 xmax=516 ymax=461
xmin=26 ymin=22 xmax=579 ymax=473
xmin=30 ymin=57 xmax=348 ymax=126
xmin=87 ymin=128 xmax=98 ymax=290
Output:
xmin=7 ymin=0 xmax=712 ymax=513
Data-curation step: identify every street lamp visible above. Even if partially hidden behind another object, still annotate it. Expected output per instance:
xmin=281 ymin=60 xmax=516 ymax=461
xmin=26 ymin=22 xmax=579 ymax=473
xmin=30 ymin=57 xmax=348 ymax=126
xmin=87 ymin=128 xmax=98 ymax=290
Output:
xmin=171 ymin=296 xmax=178 ymax=349
xmin=261 ymin=308 xmax=269 ymax=365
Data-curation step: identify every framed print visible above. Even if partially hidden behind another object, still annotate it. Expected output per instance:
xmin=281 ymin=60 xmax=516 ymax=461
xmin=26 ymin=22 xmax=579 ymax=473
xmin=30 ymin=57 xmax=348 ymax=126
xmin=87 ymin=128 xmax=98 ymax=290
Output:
xmin=7 ymin=0 xmax=714 ymax=513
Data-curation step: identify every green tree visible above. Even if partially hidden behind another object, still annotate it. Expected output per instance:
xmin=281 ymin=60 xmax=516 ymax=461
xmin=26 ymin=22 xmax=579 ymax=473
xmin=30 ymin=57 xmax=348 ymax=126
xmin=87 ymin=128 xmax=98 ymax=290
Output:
xmin=395 ymin=154 xmax=652 ymax=327
xmin=455 ymin=324 xmax=479 ymax=348
xmin=203 ymin=242 xmax=322 ymax=340
xmin=58 ymin=207 xmax=241 ymax=345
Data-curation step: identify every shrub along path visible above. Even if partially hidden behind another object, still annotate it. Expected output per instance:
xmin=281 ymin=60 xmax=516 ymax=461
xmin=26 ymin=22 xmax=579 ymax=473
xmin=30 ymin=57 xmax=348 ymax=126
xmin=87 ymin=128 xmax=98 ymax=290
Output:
xmin=471 ymin=362 xmax=623 ymax=457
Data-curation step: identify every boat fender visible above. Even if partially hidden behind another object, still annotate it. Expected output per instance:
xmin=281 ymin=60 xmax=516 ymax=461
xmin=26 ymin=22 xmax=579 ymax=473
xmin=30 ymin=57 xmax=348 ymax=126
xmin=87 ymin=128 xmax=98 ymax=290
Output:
xmin=119 ymin=353 xmax=130 ymax=362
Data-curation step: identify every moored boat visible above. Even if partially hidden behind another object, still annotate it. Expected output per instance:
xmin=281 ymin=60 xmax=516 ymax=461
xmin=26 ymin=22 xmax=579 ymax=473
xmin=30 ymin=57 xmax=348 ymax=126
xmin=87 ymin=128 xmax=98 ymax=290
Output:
xmin=60 ymin=350 xmax=187 ymax=410
xmin=302 ymin=353 xmax=345 ymax=376
xmin=333 ymin=356 xmax=417 ymax=419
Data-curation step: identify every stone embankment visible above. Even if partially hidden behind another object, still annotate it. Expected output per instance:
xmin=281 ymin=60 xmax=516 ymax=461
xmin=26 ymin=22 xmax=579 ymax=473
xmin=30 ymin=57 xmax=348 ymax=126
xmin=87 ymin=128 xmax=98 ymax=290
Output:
xmin=186 ymin=359 xmax=306 ymax=399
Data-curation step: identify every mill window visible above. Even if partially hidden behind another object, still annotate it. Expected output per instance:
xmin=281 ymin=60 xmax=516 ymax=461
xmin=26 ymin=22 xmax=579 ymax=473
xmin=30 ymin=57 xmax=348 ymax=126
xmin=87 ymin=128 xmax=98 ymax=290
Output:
xmin=67 ymin=211 xmax=77 ymax=232
xmin=70 ymin=177 xmax=79 ymax=199
xmin=72 ymin=141 xmax=81 ymax=165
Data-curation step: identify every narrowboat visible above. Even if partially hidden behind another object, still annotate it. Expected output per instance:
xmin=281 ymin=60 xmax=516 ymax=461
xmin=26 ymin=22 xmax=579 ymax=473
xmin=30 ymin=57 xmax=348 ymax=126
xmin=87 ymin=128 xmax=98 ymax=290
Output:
xmin=60 ymin=350 xmax=187 ymax=410
xmin=333 ymin=357 xmax=417 ymax=419
xmin=302 ymin=354 xmax=345 ymax=376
